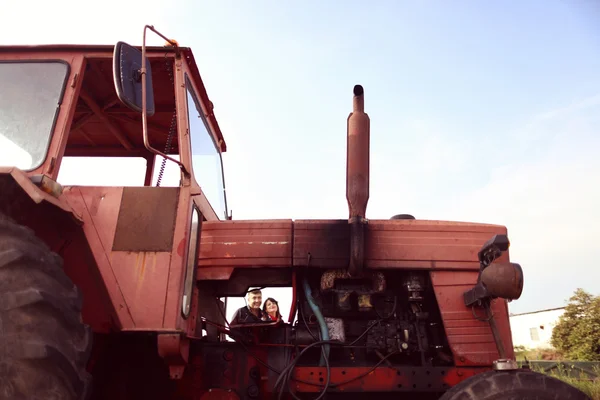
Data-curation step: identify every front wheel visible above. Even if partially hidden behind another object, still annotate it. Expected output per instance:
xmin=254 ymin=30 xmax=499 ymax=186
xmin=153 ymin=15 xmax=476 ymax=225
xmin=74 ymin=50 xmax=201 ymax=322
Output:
xmin=0 ymin=214 xmax=92 ymax=399
xmin=439 ymin=369 xmax=590 ymax=400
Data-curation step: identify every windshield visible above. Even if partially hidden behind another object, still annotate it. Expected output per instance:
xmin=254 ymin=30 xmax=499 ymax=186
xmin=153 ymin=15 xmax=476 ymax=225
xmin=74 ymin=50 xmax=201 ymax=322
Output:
xmin=185 ymin=76 xmax=228 ymax=219
xmin=0 ymin=61 xmax=70 ymax=170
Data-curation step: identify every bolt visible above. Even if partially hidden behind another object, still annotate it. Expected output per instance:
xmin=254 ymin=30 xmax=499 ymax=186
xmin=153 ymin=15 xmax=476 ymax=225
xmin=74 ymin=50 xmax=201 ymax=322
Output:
xmin=223 ymin=350 xmax=233 ymax=361
xmin=247 ymin=385 xmax=259 ymax=398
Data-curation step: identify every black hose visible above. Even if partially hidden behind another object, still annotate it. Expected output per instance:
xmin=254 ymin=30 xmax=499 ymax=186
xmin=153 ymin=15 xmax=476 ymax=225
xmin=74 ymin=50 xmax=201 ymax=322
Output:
xmin=275 ymin=319 xmax=384 ymax=399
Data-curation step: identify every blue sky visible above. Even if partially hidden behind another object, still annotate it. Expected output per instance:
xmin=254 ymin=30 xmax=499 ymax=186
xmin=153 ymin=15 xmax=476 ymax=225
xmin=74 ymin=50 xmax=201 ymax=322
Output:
xmin=2 ymin=1 xmax=599 ymax=314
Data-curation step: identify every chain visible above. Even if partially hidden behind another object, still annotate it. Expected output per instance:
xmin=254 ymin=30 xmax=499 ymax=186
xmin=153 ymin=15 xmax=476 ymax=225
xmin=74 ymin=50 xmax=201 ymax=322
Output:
xmin=156 ymin=52 xmax=178 ymax=187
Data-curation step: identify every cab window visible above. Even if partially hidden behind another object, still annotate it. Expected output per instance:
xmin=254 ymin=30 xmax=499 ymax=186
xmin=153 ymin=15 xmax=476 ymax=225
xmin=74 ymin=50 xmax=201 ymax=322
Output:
xmin=185 ymin=75 xmax=226 ymax=219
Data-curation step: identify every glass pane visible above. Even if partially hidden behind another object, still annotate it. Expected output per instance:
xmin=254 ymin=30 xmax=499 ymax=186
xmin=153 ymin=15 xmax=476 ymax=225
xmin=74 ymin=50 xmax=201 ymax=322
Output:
xmin=0 ymin=62 xmax=69 ymax=170
xmin=186 ymin=84 xmax=226 ymax=219
xmin=58 ymin=157 xmax=147 ymax=186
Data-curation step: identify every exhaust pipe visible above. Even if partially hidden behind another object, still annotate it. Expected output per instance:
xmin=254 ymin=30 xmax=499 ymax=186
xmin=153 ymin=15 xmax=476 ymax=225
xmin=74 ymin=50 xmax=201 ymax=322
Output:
xmin=346 ymin=84 xmax=370 ymax=277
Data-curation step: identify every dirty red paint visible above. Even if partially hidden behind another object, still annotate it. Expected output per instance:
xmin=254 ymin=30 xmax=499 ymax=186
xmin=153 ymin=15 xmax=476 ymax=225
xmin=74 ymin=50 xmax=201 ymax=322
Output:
xmin=293 ymin=366 xmax=488 ymax=392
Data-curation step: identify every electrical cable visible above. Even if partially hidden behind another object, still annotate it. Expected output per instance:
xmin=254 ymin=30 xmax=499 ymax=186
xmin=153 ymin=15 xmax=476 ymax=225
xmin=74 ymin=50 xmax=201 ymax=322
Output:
xmin=275 ymin=319 xmax=385 ymax=399
xmin=288 ymin=281 xmax=397 ymax=398
xmin=215 ymin=289 xmax=382 ymax=381
xmin=298 ymin=300 xmax=319 ymax=341
xmin=210 ymin=295 xmax=396 ymax=398
xmin=325 ymin=350 xmax=398 ymax=388
xmin=283 ymin=349 xmax=399 ymax=394
xmin=275 ymin=335 xmax=396 ymax=400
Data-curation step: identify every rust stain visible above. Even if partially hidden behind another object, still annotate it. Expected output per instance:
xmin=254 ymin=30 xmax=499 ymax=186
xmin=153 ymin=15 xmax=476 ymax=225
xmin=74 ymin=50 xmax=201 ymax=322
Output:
xmin=149 ymin=254 xmax=157 ymax=290
xmin=140 ymin=253 xmax=147 ymax=278
xmin=358 ymin=294 xmax=372 ymax=310
xmin=134 ymin=252 xmax=157 ymax=306
xmin=177 ymin=238 xmax=186 ymax=257
xmin=135 ymin=253 xmax=147 ymax=295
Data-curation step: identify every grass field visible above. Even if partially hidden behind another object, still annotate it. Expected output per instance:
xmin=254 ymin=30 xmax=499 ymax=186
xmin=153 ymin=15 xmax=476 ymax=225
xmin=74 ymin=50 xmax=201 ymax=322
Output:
xmin=535 ymin=364 xmax=600 ymax=400
xmin=513 ymin=346 xmax=599 ymax=399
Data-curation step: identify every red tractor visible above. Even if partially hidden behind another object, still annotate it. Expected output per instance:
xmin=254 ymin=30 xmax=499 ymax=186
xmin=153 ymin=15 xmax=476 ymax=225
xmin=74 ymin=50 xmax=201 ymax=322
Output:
xmin=0 ymin=26 xmax=589 ymax=399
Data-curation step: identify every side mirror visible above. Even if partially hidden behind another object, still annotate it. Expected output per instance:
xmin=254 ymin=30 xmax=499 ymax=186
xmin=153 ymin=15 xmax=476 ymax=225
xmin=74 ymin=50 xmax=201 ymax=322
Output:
xmin=112 ymin=41 xmax=155 ymax=116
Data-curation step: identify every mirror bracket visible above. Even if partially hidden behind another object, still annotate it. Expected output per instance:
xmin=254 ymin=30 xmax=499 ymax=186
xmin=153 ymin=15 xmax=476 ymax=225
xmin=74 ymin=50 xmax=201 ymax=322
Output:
xmin=112 ymin=26 xmax=187 ymax=175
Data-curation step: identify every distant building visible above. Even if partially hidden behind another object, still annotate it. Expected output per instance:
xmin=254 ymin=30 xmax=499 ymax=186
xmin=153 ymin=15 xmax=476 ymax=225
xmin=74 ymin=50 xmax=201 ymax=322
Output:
xmin=509 ymin=307 xmax=565 ymax=349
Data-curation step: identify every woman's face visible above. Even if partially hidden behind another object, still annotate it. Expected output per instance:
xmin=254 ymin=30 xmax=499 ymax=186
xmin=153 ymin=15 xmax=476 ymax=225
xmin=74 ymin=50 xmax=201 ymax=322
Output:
xmin=266 ymin=300 xmax=278 ymax=314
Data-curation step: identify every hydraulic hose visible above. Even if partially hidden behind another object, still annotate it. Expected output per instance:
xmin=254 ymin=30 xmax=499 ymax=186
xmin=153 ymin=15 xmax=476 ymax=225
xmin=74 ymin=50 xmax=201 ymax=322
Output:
xmin=302 ymin=278 xmax=330 ymax=365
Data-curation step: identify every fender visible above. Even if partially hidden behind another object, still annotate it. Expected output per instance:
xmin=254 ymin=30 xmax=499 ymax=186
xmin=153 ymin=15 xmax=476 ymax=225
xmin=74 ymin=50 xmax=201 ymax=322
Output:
xmin=0 ymin=167 xmax=82 ymax=226
xmin=0 ymin=167 xmax=119 ymax=333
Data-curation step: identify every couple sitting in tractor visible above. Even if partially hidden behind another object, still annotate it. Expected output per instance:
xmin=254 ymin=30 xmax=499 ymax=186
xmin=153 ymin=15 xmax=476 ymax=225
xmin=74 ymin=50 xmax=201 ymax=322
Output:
xmin=230 ymin=288 xmax=282 ymax=325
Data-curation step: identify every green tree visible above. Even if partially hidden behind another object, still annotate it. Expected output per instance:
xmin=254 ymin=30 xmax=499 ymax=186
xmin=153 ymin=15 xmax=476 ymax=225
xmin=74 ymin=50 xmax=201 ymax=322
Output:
xmin=551 ymin=288 xmax=600 ymax=361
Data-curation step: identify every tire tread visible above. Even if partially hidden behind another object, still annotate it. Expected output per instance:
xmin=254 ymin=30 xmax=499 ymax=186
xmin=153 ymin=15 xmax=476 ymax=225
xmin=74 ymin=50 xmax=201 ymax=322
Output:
xmin=0 ymin=215 xmax=92 ymax=400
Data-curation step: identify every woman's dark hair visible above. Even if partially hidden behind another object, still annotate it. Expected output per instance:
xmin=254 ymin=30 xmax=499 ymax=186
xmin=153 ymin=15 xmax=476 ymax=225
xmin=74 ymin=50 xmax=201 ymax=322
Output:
xmin=262 ymin=297 xmax=281 ymax=317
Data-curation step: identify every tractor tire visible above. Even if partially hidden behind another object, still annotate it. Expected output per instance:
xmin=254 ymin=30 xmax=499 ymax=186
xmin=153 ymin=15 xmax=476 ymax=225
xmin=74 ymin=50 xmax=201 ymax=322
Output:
xmin=0 ymin=214 xmax=92 ymax=400
xmin=439 ymin=369 xmax=590 ymax=400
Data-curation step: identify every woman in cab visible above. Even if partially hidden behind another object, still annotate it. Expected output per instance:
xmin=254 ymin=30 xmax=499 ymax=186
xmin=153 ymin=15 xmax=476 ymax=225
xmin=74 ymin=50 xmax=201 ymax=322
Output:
xmin=262 ymin=297 xmax=282 ymax=323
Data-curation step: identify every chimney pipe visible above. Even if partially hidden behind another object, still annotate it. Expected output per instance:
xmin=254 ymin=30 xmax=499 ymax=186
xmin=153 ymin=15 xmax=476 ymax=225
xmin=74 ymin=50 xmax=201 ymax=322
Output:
xmin=346 ymin=84 xmax=369 ymax=277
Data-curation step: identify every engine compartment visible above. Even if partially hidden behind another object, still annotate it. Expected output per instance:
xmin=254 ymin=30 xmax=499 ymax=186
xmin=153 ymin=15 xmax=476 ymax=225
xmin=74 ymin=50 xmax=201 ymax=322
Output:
xmin=290 ymin=270 xmax=454 ymax=368
xmin=209 ymin=270 xmax=457 ymax=376
xmin=184 ymin=269 xmax=487 ymax=398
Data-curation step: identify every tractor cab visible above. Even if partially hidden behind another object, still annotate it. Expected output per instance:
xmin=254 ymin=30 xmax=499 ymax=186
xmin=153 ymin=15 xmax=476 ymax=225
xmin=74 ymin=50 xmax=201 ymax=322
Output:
xmin=0 ymin=28 xmax=228 ymax=221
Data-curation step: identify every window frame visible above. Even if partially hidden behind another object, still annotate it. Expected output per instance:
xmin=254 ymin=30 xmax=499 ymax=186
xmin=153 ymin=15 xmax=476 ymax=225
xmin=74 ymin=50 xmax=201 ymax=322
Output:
xmin=0 ymin=59 xmax=71 ymax=171
xmin=183 ymin=73 xmax=228 ymax=220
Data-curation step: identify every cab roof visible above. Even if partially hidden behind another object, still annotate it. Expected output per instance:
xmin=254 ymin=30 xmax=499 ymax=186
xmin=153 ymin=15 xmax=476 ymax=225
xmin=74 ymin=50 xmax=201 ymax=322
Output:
xmin=0 ymin=44 xmax=227 ymax=153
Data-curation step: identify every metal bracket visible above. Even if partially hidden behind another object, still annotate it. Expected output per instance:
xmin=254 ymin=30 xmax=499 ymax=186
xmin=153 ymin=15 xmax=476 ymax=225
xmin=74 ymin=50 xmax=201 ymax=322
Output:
xmin=464 ymin=234 xmax=510 ymax=307
xmin=157 ymin=333 xmax=190 ymax=380
xmin=464 ymin=235 xmax=512 ymax=360
xmin=493 ymin=358 xmax=519 ymax=371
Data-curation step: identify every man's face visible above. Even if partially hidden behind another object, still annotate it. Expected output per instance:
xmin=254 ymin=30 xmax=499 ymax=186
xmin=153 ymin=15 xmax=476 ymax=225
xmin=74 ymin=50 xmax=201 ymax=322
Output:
xmin=247 ymin=291 xmax=262 ymax=309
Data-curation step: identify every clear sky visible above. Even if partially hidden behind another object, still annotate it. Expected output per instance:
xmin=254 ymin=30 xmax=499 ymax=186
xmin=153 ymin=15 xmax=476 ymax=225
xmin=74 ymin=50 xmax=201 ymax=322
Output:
xmin=1 ymin=1 xmax=599 ymax=315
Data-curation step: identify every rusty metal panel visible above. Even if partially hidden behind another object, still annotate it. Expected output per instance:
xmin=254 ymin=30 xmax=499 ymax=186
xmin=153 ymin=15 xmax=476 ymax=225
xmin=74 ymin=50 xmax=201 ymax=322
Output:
xmin=292 ymin=219 xmax=508 ymax=270
xmin=293 ymin=219 xmax=349 ymax=267
xmin=365 ymin=220 xmax=509 ymax=269
xmin=75 ymin=187 xmax=123 ymax=251
xmin=196 ymin=218 xmax=509 ymax=272
xmin=112 ymin=187 xmax=180 ymax=252
xmin=293 ymin=366 xmax=488 ymax=392
xmin=198 ymin=220 xmax=293 ymax=269
xmin=110 ymin=251 xmax=171 ymax=328
xmin=430 ymin=270 xmax=514 ymax=366
xmin=62 ymin=186 xmax=135 ymax=329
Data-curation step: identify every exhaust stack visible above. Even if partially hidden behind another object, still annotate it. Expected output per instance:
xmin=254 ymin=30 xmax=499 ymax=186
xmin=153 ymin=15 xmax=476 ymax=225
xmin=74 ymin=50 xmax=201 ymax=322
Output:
xmin=346 ymin=84 xmax=370 ymax=277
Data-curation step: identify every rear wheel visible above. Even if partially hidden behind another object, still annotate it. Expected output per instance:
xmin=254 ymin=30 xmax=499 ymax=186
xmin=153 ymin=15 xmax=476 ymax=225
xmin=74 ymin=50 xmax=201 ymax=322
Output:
xmin=439 ymin=369 xmax=590 ymax=400
xmin=0 ymin=214 xmax=92 ymax=399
